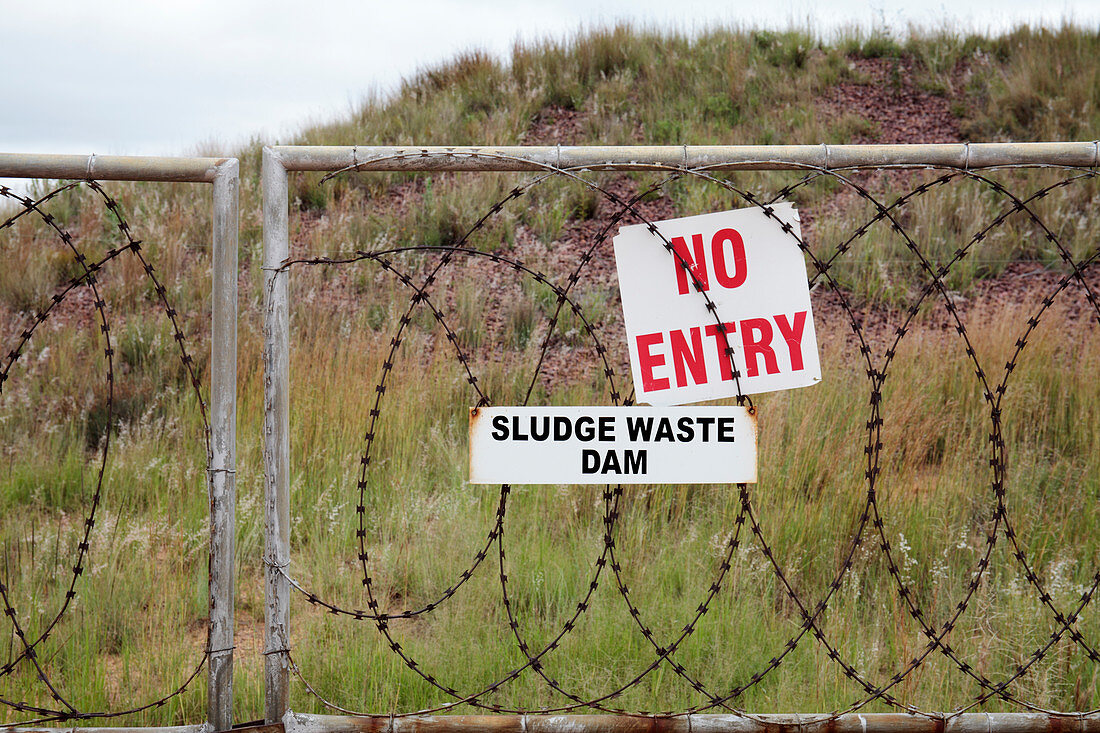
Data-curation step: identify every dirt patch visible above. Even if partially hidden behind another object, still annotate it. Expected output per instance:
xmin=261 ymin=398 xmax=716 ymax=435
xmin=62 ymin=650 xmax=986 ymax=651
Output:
xmin=817 ymin=57 xmax=962 ymax=144
xmin=810 ymin=260 xmax=1100 ymax=364
xmin=960 ymin=261 xmax=1100 ymax=326
xmin=45 ymin=283 xmax=98 ymax=331
xmin=522 ymin=106 xmax=588 ymax=145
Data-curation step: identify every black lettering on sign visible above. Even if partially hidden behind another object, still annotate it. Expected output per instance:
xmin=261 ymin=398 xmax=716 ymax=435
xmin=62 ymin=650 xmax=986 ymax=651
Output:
xmin=626 ymin=416 xmax=653 ymax=441
xmin=654 ymin=418 xmax=675 ymax=442
xmin=676 ymin=417 xmax=695 ymax=441
xmin=624 ymin=415 xmax=733 ymax=443
xmin=718 ymin=417 xmax=736 ymax=442
xmin=531 ymin=417 xmax=550 ymax=441
xmin=511 ymin=415 xmax=528 ymax=441
xmin=623 ymin=449 xmax=647 ymax=474
xmin=581 ymin=449 xmax=648 ymax=475
xmin=554 ymin=416 xmax=572 ymax=441
xmin=599 ymin=416 xmax=615 ymax=441
xmin=576 ymin=416 xmax=596 ymax=441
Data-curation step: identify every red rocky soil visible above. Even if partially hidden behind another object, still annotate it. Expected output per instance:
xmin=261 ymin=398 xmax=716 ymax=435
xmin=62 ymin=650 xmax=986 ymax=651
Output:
xmin=277 ymin=56 xmax=1097 ymax=399
xmin=816 ymin=57 xmax=962 ymax=144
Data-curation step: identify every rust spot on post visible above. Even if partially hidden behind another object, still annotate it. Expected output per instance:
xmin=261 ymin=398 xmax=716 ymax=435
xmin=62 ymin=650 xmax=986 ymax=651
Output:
xmin=1049 ymin=716 xmax=1086 ymax=733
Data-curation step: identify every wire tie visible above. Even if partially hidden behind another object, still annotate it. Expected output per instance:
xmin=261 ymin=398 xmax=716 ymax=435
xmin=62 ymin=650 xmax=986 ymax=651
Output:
xmin=556 ymin=143 xmax=561 ymax=169
xmin=388 ymin=711 xmax=396 ymax=733
xmin=682 ymin=143 xmax=688 ymax=169
xmin=964 ymin=142 xmax=971 ymax=171
xmin=206 ymin=467 xmax=237 ymax=475
xmin=822 ymin=143 xmax=830 ymax=170
xmin=352 ymin=145 xmax=360 ymax=171
xmin=1092 ymin=140 xmax=1098 ymax=169
xmin=521 ymin=714 xmax=529 ymax=733
xmin=85 ymin=153 xmax=97 ymax=181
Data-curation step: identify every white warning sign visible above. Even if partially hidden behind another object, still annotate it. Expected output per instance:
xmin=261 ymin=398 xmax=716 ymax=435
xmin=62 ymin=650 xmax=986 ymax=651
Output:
xmin=613 ymin=203 xmax=821 ymax=406
xmin=469 ymin=406 xmax=756 ymax=485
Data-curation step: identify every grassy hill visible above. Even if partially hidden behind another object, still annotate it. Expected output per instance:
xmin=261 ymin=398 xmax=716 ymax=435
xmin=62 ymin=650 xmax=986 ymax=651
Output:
xmin=1 ymin=23 xmax=1099 ymax=725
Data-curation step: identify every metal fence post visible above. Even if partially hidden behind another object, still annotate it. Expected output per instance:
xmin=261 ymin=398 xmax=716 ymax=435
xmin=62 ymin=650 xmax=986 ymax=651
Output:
xmin=0 ymin=152 xmax=238 ymax=731
xmin=262 ymin=147 xmax=292 ymax=724
xmin=208 ymin=158 xmax=239 ymax=731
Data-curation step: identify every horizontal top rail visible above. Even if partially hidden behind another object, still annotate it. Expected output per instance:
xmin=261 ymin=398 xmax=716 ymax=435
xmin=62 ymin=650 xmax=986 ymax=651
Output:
xmin=0 ymin=153 xmax=234 ymax=183
xmin=268 ymin=142 xmax=1100 ymax=172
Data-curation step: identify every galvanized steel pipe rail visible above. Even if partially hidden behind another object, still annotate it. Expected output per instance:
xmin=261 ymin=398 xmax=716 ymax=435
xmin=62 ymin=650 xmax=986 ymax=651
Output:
xmin=0 ymin=152 xmax=239 ymax=733
xmin=267 ymin=142 xmax=1100 ymax=172
xmin=0 ymin=152 xmax=229 ymax=182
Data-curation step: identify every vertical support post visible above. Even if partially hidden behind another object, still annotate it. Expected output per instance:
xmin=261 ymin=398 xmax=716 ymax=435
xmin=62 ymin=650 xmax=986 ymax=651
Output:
xmin=262 ymin=147 xmax=291 ymax=723
xmin=207 ymin=158 xmax=239 ymax=731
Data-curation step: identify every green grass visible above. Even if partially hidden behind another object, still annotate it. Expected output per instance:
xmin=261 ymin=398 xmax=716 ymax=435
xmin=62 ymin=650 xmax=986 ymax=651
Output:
xmin=3 ymin=20 xmax=1100 ymax=727
xmin=268 ymin=295 xmax=1100 ymax=716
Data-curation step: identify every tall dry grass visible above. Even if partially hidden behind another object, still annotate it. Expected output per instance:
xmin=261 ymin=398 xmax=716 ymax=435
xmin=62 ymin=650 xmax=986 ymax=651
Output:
xmin=2 ymin=21 xmax=1100 ymax=725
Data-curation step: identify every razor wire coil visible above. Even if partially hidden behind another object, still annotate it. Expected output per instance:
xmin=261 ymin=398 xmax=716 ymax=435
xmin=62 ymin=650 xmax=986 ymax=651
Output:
xmin=270 ymin=155 xmax=1100 ymax=720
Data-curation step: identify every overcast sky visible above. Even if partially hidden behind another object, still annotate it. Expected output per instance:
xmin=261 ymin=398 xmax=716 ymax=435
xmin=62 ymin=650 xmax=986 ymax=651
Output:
xmin=3 ymin=0 xmax=1098 ymax=161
